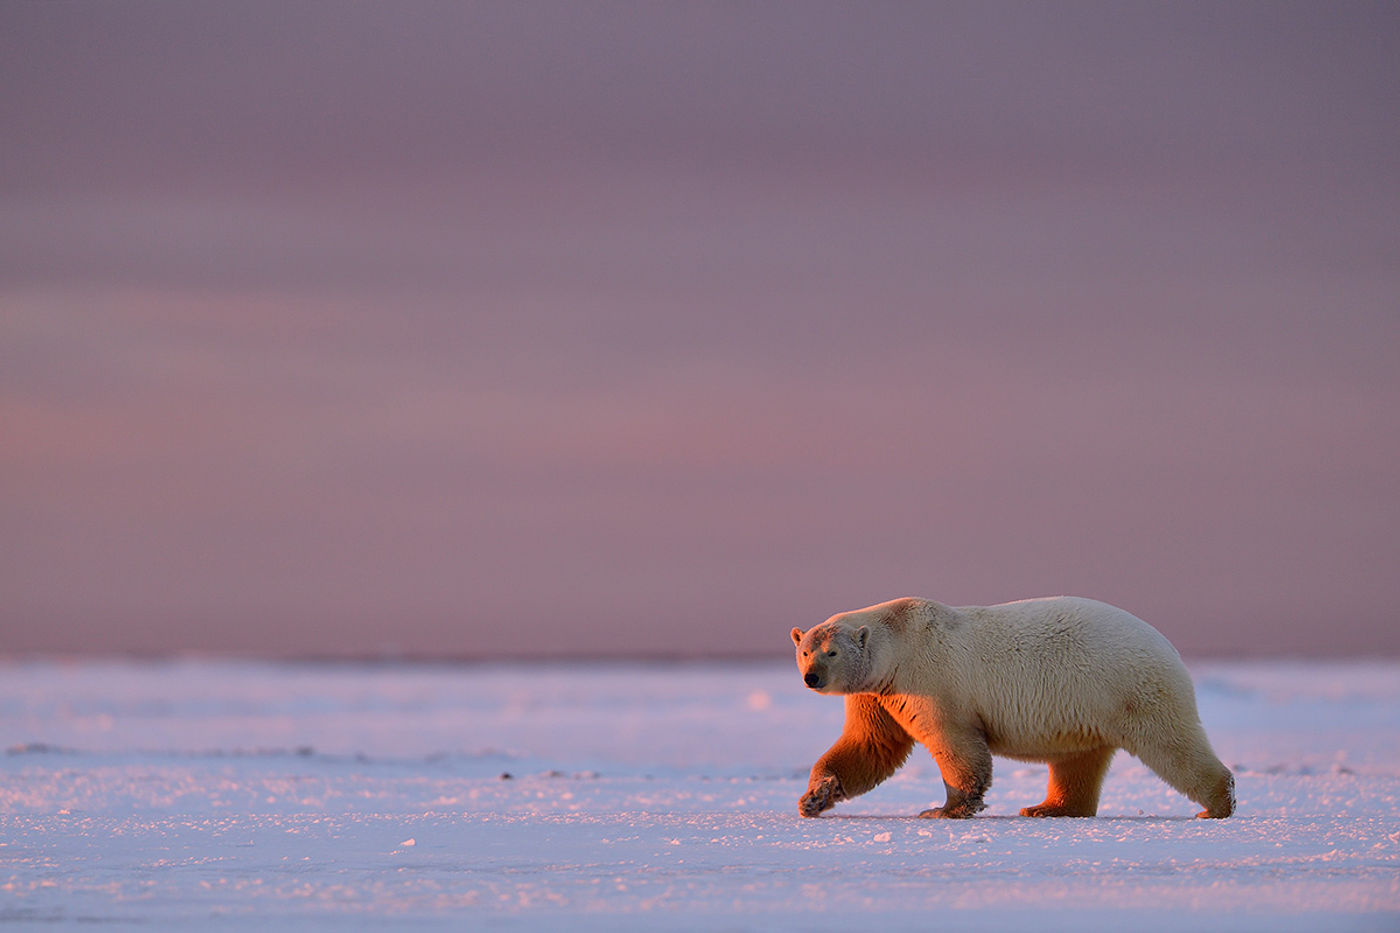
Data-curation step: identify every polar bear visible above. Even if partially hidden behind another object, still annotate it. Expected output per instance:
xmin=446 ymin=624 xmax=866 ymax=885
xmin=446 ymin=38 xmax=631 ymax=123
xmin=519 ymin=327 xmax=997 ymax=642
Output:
xmin=791 ymin=596 xmax=1235 ymax=820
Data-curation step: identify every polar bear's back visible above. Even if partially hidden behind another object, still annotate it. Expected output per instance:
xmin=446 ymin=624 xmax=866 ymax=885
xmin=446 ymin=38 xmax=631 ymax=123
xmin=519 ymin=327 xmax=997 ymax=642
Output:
xmin=958 ymin=596 xmax=1182 ymax=666
xmin=940 ymin=596 xmax=1200 ymax=757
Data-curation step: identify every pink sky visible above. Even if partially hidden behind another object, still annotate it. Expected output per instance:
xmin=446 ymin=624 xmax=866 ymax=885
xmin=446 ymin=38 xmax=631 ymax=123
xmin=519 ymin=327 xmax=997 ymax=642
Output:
xmin=2 ymin=3 xmax=1397 ymax=658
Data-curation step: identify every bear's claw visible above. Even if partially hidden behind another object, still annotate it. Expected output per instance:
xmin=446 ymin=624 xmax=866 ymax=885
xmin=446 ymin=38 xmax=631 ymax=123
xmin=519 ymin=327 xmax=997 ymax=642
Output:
xmin=798 ymin=774 xmax=844 ymax=817
xmin=917 ymin=798 xmax=986 ymax=819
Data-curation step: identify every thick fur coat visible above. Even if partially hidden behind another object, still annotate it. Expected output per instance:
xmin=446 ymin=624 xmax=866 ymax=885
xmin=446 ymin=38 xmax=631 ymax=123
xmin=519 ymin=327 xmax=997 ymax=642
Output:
xmin=791 ymin=596 xmax=1235 ymax=819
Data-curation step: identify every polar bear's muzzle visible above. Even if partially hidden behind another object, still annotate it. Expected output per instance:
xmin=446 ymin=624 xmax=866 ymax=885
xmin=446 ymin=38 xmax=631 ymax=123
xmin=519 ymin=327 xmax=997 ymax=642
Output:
xmin=804 ymin=671 xmax=824 ymax=689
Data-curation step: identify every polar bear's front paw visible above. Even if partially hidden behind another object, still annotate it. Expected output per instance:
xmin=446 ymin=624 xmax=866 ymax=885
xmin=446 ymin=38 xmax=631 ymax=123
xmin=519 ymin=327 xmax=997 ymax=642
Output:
xmin=799 ymin=774 xmax=844 ymax=817
xmin=918 ymin=797 xmax=985 ymax=819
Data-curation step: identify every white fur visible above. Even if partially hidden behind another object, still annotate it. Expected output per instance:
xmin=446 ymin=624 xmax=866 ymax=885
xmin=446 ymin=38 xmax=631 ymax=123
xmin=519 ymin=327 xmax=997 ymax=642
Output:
xmin=793 ymin=596 xmax=1235 ymax=819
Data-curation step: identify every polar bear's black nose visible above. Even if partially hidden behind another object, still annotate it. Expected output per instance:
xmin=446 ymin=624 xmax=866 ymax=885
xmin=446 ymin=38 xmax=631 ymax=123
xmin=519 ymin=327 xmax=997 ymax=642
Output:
xmin=804 ymin=672 xmax=821 ymax=688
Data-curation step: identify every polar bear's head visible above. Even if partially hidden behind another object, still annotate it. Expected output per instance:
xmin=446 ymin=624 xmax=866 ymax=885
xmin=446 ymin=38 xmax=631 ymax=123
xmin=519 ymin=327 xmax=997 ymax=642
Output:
xmin=790 ymin=620 xmax=869 ymax=694
xmin=792 ymin=599 xmax=921 ymax=694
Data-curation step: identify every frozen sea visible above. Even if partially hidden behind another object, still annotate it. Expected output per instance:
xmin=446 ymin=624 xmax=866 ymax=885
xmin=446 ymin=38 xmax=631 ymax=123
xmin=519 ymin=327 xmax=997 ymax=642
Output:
xmin=2 ymin=658 xmax=1397 ymax=930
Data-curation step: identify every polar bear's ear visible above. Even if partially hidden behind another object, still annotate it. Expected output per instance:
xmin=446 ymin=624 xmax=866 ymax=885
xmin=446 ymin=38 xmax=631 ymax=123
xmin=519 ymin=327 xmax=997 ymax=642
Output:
xmin=856 ymin=626 xmax=869 ymax=649
xmin=791 ymin=627 xmax=804 ymax=646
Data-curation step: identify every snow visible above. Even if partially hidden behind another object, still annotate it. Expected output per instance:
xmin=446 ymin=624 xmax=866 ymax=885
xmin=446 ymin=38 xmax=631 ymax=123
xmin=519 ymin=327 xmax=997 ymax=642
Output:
xmin=2 ymin=659 xmax=1397 ymax=930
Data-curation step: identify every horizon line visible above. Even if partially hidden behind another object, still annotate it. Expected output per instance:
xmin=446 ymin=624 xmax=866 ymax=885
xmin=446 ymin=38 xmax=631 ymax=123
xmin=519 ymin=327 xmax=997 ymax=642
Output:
xmin=2 ymin=648 xmax=1396 ymax=667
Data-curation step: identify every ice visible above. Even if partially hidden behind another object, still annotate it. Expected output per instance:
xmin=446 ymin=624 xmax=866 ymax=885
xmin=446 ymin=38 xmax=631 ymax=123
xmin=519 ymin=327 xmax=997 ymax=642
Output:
xmin=1 ymin=659 xmax=1397 ymax=929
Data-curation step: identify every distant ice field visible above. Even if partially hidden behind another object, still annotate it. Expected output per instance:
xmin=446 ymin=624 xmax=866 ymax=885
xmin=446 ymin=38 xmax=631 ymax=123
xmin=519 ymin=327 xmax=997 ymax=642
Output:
xmin=2 ymin=659 xmax=1397 ymax=930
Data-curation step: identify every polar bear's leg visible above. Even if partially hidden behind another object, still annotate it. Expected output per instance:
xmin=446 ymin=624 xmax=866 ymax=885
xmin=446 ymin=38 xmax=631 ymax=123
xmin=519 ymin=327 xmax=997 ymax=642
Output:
xmin=1129 ymin=727 xmax=1236 ymax=819
xmin=918 ymin=728 xmax=992 ymax=819
xmin=1020 ymin=746 xmax=1116 ymax=817
xmin=799 ymin=695 xmax=915 ymax=817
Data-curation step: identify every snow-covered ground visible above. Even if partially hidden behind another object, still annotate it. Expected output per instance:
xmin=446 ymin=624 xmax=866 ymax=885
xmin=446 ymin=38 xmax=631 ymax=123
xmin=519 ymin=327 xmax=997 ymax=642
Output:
xmin=2 ymin=659 xmax=1396 ymax=930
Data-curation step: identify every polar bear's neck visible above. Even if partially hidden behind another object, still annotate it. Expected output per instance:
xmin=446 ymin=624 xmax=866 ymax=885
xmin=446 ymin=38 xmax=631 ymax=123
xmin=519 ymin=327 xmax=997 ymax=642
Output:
xmin=857 ymin=623 xmax=905 ymax=695
xmin=862 ymin=601 xmax=956 ymax=696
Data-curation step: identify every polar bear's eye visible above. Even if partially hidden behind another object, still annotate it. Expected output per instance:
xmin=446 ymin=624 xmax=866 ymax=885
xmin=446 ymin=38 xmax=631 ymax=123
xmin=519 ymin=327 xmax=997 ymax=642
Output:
xmin=826 ymin=650 xmax=838 ymax=658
